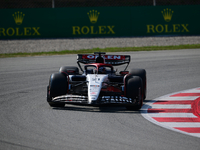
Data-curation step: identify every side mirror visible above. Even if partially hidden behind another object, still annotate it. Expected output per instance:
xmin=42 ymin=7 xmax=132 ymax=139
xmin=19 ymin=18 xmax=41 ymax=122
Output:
xmin=120 ymin=71 xmax=129 ymax=75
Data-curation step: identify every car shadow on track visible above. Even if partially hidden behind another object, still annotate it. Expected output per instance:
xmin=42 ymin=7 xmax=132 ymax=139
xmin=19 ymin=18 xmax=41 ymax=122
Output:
xmin=51 ymin=102 xmax=147 ymax=114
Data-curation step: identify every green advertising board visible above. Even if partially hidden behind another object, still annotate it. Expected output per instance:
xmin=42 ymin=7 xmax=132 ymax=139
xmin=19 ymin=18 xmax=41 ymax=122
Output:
xmin=0 ymin=8 xmax=56 ymax=38
xmin=0 ymin=5 xmax=200 ymax=39
xmin=56 ymin=7 xmax=131 ymax=37
xmin=131 ymin=5 xmax=200 ymax=36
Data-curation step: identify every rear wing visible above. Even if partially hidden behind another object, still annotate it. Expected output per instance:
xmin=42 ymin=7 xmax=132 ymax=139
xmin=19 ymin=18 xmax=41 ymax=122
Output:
xmin=77 ymin=53 xmax=131 ymax=72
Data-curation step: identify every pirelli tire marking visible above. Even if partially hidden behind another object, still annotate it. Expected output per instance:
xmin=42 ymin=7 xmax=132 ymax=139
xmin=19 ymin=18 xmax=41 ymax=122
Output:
xmin=141 ymin=87 xmax=200 ymax=138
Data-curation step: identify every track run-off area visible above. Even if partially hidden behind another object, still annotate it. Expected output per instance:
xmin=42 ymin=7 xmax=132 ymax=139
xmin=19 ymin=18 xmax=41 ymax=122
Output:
xmin=0 ymin=49 xmax=200 ymax=150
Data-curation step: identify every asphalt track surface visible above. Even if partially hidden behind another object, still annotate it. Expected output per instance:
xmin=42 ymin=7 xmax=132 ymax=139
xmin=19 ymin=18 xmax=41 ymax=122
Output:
xmin=0 ymin=49 xmax=200 ymax=150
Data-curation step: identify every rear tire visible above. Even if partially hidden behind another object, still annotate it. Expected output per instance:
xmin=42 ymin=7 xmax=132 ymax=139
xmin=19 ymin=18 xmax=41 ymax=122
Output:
xmin=47 ymin=73 xmax=68 ymax=107
xmin=125 ymin=76 xmax=143 ymax=110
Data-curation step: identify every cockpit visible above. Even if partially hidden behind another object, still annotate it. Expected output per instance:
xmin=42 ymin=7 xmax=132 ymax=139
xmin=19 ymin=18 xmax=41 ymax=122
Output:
xmin=84 ymin=64 xmax=114 ymax=75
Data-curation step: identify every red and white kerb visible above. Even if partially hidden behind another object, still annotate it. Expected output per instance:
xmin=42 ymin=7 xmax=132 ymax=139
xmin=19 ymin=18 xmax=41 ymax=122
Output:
xmin=142 ymin=87 xmax=200 ymax=138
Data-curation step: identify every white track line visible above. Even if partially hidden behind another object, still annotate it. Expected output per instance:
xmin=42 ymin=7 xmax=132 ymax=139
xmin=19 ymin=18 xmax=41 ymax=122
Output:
xmin=160 ymin=122 xmax=200 ymax=127
xmin=156 ymin=96 xmax=198 ymax=101
xmin=183 ymin=89 xmax=200 ymax=93
xmin=148 ymin=113 xmax=197 ymax=118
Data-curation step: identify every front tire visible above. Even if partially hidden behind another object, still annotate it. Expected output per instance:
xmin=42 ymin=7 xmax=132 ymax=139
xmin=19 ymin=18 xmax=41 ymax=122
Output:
xmin=47 ymin=73 xmax=68 ymax=107
xmin=125 ymin=76 xmax=143 ymax=110
xmin=129 ymin=69 xmax=146 ymax=99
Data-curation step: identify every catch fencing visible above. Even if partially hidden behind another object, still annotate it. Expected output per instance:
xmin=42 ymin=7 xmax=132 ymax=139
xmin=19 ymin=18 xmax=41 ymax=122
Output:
xmin=0 ymin=0 xmax=200 ymax=9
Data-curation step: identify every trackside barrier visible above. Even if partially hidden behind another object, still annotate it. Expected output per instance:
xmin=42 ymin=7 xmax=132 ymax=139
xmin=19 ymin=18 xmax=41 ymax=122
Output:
xmin=0 ymin=5 xmax=200 ymax=39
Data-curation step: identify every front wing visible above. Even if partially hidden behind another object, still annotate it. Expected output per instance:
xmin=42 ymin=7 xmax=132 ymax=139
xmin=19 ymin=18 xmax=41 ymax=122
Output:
xmin=52 ymin=94 xmax=138 ymax=105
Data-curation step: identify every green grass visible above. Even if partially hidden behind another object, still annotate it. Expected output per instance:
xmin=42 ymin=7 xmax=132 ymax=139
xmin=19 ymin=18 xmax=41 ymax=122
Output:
xmin=0 ymin=44 xmax=200 ymax=58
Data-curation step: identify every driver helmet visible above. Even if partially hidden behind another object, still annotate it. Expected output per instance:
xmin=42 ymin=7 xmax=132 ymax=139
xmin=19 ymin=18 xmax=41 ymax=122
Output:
xmin=98 ymin=67 xmax=106 ymax=74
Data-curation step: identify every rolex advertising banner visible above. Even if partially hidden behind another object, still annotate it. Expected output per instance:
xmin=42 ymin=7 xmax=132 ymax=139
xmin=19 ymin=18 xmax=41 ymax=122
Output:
xmin=0 ymin=5 xmax=200 ymax=39
xmin=131 ymin=5 xmax=200 ymax=36
xmin=0 ymin=8 xmax=56 ymax=38
xmin=57 ymin=7 xmax=131 ymax=37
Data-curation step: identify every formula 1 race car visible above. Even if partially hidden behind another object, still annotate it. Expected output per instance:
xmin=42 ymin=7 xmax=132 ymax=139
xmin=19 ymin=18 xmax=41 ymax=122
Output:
xmin=47 ymin=52 xmax=146 ymax=110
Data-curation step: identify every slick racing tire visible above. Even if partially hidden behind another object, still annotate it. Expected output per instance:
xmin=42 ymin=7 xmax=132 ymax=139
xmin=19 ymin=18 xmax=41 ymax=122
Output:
xmin=59 ymin=66 xmax=79 ymax=75
xmin=47 ymin=73 xmax=68 ymax=107
xmin=129 ymin=69 xmax=146 ymax=99
xmin=125 ymin=76 xmax=143 ymax=110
